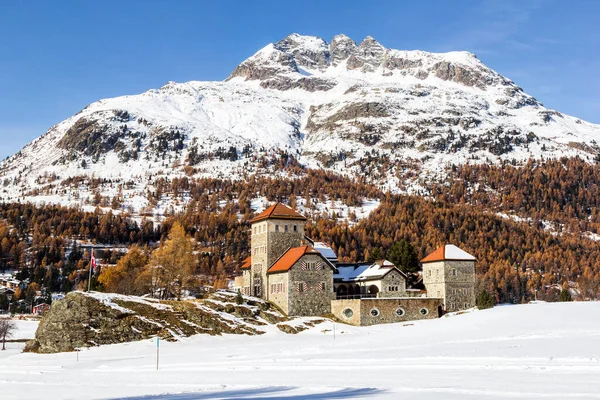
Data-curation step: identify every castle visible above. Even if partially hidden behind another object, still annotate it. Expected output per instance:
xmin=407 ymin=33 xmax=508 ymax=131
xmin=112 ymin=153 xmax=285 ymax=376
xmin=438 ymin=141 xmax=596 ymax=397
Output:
xmin=237 ymin=203 xmax=476 ymax=325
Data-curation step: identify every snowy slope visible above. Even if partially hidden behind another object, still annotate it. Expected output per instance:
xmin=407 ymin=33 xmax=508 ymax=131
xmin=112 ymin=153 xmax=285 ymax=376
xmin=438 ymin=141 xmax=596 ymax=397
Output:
xmin=1 ymin=302 xmax=600 ymax=399
xmin=2 ymin=33 xmax=600 ymax=210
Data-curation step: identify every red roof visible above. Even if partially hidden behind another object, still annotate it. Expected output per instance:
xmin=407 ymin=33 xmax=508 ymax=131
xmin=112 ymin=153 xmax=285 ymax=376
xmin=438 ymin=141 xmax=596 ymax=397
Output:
xmin=240 ymin=256 xmax=251 ymax=270
xmin=421 ymin=244 xmax=477 ymax=263
xmin=250 ymin=202 xmax=306 ymax=223
xmin=268 ymin=246 xmax=325 ymax=274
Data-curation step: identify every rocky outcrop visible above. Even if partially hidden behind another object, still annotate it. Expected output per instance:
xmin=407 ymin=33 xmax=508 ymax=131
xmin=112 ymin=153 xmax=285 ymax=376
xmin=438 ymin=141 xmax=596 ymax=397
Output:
xmin=24 ymin=291 xmax=318 ymax=354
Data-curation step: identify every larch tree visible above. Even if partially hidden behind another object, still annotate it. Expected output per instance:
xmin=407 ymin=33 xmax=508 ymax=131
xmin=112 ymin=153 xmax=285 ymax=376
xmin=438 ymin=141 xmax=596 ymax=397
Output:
xmin=98 ymin=245 xmax=149 ymax=295
xmin=146 ymin=222 xmax=198 ymax=300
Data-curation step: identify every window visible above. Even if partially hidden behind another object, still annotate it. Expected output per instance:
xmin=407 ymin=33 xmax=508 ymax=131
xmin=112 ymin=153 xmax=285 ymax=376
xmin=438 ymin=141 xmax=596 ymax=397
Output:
xmin=320 ymin=282 xmax=326 ymax=291
xmin=296 ymin=282 xmax=306 ymax=293
xmin=420 ymin=308 xmax=429 ymax=316
xmin=275 ymin=224 xmax=279 ymax=232
xmin=370 ymin=308 xmax=380 ymax=317
xmin=293 ymin=225 xmax=298 ymax=232
xmin=284 ymin=225 xmax=289 ymax=232
xmin=396 ymin=308 xmax=405 ymax=317
xmin=343 ymin=308 xmax=354 ymax=318
xmin=452 ymin=269 xmax=457 ymax=276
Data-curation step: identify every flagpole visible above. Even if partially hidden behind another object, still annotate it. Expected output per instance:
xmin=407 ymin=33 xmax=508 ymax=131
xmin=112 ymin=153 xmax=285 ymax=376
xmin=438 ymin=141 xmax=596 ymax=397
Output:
xmin=87 ymin=248 xmax=93 ymax=292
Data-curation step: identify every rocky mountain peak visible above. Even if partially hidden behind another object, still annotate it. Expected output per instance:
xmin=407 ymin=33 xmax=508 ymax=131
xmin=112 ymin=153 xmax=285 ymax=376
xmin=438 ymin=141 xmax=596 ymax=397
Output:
xmin=274 ymin=33 xmax=330 ymax=71
xmin=329 ymin=34 xmax=358 ymax=66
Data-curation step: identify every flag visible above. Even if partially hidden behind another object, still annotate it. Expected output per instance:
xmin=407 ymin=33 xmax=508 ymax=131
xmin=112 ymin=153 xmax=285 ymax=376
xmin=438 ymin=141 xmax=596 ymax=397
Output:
xmin=91 ymin=251 xmax=97 ymax=273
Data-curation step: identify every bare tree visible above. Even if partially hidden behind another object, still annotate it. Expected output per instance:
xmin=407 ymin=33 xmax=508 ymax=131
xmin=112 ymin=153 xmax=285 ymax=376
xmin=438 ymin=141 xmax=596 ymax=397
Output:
xmin=0 ymin=319 xmax=17 ymax=350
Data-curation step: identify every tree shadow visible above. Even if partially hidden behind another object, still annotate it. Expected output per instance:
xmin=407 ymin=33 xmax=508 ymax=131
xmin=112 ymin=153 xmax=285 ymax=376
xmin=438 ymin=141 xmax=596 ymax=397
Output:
xmin=107 ymin=386 xmax=384 ymax=399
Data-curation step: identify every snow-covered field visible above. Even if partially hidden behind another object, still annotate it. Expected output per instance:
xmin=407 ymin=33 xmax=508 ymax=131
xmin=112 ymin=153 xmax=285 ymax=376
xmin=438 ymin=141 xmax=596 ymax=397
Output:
xmin=2 ymin=302 xmax=600 ymax=399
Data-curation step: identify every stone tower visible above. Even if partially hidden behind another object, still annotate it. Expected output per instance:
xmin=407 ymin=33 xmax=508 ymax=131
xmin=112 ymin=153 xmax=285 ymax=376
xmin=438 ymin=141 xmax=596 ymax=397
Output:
xmin=421 ymin=244 xmax=476 ymax=312
xmin=249 ymin=203 xmax=307 ymax=298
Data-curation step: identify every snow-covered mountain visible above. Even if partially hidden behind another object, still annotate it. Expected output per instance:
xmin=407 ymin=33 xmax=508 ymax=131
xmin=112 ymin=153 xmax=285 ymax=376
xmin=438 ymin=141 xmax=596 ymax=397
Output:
xmin=2 ymin=33 xmax=600 ymax=209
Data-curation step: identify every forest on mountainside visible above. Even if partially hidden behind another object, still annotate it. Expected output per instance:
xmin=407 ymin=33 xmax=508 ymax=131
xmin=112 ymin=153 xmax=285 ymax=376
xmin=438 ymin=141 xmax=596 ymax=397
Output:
xmin=1 ymin=162 xmax=600 ymax=306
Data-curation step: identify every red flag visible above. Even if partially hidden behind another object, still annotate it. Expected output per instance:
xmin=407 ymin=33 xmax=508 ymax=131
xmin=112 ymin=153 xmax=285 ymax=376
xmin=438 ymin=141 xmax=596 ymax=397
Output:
xmin=91 ymin=251 xmax=97 ymax=272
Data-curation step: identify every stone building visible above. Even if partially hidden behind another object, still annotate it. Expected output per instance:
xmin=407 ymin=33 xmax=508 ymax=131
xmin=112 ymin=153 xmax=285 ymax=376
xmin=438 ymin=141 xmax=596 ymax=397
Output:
xmin=267 ymin=245 xmax=335 ymax=316
xmin=333 ymin=260 xmax=407 ymax=298
xmin=239 ymin=203 xmax=336 ymax=316
xmin=421 ymin=244 xmax=477 ymax=312
xmin=236 ymin=203 xmax=476 ymax=323
xmin=248 ymin=203 xmax=307 ymax=298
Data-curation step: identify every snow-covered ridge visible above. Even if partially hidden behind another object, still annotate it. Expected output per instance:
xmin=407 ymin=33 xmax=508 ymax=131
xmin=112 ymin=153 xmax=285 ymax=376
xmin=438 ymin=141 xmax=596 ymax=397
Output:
xmin=2 ymin=33 xmax=600 ymax=211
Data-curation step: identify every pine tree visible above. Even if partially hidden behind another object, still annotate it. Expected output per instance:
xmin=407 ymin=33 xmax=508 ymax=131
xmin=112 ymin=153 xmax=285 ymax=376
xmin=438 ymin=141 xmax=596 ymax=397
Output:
xmin=386 ymin=240 xmax=420 ymax=274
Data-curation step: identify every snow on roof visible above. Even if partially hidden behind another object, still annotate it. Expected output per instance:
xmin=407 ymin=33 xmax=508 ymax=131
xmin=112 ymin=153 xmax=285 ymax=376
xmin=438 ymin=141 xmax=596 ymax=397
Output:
xmin=334 ymin=260 xmax=401 ymax=282
xmin=421 ymin=244 xmax=476 ymax=263
xmin=312 ymin=242 xmax=337 ymax=260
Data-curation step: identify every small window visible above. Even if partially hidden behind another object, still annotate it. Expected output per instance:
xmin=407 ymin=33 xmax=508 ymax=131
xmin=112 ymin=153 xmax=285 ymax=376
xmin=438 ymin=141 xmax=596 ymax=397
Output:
xmin=297 ymin=282 xmax=306 ymax=293
xmin=396 ymin=308 xmax=405 ymax=317
xmin=420 ymin=308 xmax=429 ymax=316
xmin=343 ymin=308 xmax=354 ymax=318
xmin=320 ymin=282 xmax=326 ymax=291
xmin=284 ymin=225 xmax=289 ymax=232
xmin=293 ymin=225 xmax=298 ymax=232
xmin=370 ymin=308 xmax=380 ymax=317
xmin=452 ymin=269 xmax=457 ymax=276
xmin=275 ymin=224 xmax=279 ymax=232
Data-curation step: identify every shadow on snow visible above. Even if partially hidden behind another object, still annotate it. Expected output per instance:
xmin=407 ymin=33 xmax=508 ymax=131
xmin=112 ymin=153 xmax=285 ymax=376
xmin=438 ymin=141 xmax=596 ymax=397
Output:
xmin=106 ymin=386 xmax=384 ymax=399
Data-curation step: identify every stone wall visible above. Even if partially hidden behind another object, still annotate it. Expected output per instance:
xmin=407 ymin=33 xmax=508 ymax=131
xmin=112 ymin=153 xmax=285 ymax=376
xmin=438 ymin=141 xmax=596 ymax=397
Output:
xmin=331 ymin=297 xmax=443 ymax=326
xmin=267 ymin=272 xmax=289 ymax=314
xmin=251 ymin=220 xmax=268 ymax=297
xmin=444 ymin=260 xmax=476 ymax=312
xmin=331 ymin=299 xmax=361 ymax=325
xmin=287 ymin=253 xmax=334 ymax=316
xmin=422 ymin=260 xmax=446 ymax=300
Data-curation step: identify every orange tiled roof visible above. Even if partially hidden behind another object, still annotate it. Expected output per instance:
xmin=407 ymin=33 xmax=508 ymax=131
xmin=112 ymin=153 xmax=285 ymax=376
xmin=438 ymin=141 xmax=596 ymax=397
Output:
xmin=240 ymin=256 xmax=251 ymax=270
xmin=421 ymin=244 xmax=477 ymax=263
xmin=250 ymin=202 xmax=307 ymax=223
xmin=268 ymin=245 xmax=322 ymax=274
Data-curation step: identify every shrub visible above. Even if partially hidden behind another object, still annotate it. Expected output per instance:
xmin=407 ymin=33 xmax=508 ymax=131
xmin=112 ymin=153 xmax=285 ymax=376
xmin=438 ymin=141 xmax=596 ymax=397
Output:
xmin=559 ymin=289 xmax=573 ymax=302
xmin=476 ymin=290 xmax=495 ymax=310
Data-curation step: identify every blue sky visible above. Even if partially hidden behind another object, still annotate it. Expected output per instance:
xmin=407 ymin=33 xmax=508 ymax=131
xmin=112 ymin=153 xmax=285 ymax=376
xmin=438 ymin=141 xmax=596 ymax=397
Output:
xmin=0 ymin=0 xmax=598 ymax=159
